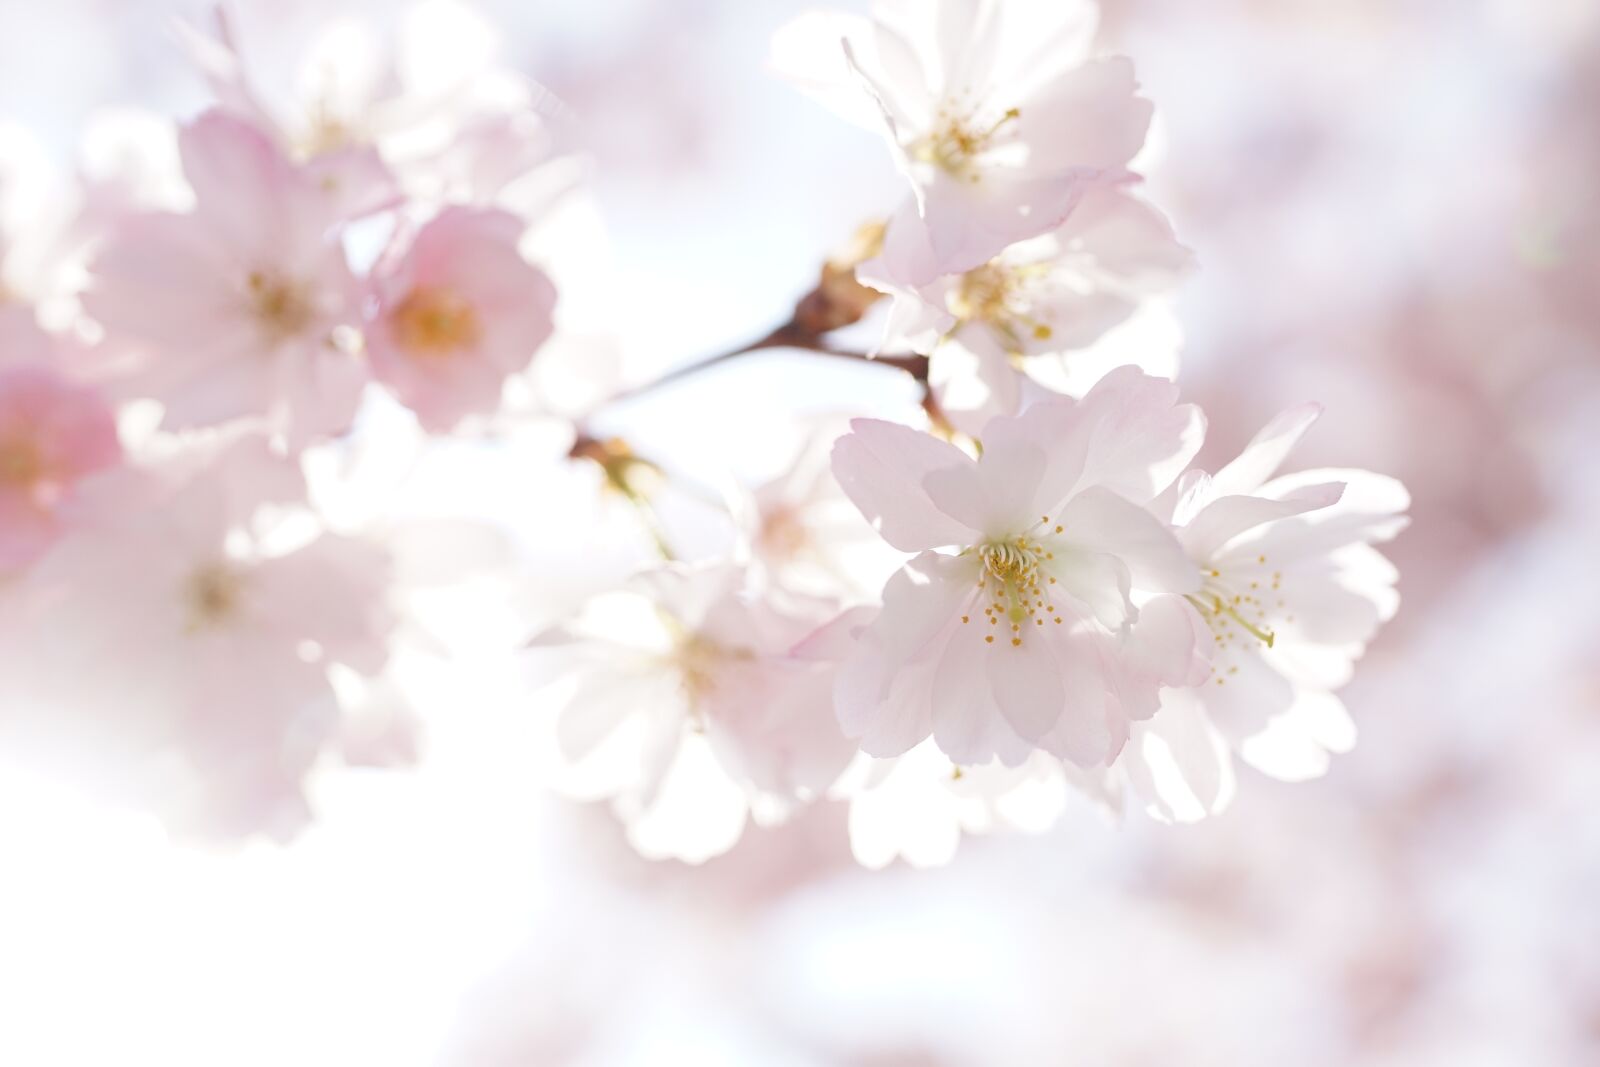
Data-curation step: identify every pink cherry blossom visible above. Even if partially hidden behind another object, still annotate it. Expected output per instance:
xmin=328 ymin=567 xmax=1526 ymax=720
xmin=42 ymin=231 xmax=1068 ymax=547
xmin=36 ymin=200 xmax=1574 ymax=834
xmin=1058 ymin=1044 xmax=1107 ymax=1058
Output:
xmin=1116 ymin=405 xmax=1410 ymax=821
xmin=365 ymin=206 xmax=556 ymax=431
xmin=0 ymin=436 xmax=395 ymax=838
xmin=774 ymin=0 xmax=1152 ymax=281
xmin=0 ymin=313 xmax=121 ymax=573
xmin=84 ymin=110 xmax=367 ymax=446
xmin=828 ymin=368 xmax=1206 ymax=766
xmin=862 ymin=184 xmax=1194 ymax=435
xmin=527 ymin=563 xmax=854 ymax=863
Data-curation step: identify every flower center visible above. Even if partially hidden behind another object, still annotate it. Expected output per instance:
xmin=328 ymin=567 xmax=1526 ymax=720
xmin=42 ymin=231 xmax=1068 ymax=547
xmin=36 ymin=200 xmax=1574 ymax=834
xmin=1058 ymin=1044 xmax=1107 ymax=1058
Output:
xmin=0 ymin=438 xmax=42 ymax=487
xmin=964 ymin=518 xmax=1068 ymax=647
xmin=392 ymin=288 xmax=481 ymax=357
xmin=185 ymin=563 xmax=247 ymax=631
xmin=247 ymin=271 xmax=316 ymax=341
xmin=1187 ymin=554 xmax=1286 ymax=685
xmin=949 ymin=262 xmax=1054 ymax=348
xmin=911 ymin=105 xmax=1020 ymax=180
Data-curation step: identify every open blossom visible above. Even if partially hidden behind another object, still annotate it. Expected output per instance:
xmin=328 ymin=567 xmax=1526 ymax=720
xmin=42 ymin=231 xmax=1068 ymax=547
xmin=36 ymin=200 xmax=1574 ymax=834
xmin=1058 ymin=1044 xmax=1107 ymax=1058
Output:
xmin=829 ymin=368 xmax=1207 ymax=766
xmin=84 ymin=110 xmax=366 ymax=445
xmin=1114 ymin=405 xmax=1410 ymax=821
xmin=365 ymin=206 xmax=557 ymax=431
xmin=0 ymin=314 xmax=121 ymax=572
xmin=0 ymin=436 xmax=395 ymax=838
xmin=862 ymin=184 xmax=1194 ymax=435
xmin=774 ymin=0 xmax=1151 ymax=280
xmin=527 ymin=563 xmax=854 ymax=863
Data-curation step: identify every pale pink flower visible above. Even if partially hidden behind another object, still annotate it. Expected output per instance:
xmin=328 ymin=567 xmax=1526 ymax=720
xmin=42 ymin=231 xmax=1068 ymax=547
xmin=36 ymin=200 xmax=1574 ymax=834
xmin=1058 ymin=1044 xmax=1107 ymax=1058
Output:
xmin=862 ymin=184 xmax=1194 ymax=435
xmin=1116 ymin=405 xmax=1410 ymax=821
xmin=527 ymin=563 xmax=854 ymax=863
xmin=0 ymin=436 xmax=395 ymax=838
xmin=365 ymin=206 xmax=556 ymax=431
xmin=773 ymin=0 xmax=1152 ymax=280
xmin=176 ymin=1 xmax=553 ymax=214
xmin=84 ymin=110 xmax=367 ymax=445
xmin=728 ymin=419 xmax=904 ymax=603
xmin=0 ymin=313 xmax=121 ymax=573
xmin=828 ymin=368 xmax=1207 ymax=766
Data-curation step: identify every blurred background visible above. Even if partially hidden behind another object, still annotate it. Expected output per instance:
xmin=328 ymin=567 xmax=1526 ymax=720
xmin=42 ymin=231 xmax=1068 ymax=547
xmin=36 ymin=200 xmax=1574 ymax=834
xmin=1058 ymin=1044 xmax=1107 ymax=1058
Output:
xmin=1 ymin=0 xmax=1597 ymax=1063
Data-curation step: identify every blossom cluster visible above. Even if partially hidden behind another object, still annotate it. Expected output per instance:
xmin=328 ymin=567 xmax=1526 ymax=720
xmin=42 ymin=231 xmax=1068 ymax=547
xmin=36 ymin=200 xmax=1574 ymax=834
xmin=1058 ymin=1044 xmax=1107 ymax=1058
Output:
xmin=0 ymin=2 xmax=566 ymax=835
xmin=0 ymin=0 xmax=1407 ymax=865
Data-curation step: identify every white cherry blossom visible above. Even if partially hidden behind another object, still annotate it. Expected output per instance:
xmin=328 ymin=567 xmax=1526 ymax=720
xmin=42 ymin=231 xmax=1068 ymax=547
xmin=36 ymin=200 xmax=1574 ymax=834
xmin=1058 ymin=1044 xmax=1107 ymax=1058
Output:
xmin=828 ymin=368 xmax=1206 ymax=766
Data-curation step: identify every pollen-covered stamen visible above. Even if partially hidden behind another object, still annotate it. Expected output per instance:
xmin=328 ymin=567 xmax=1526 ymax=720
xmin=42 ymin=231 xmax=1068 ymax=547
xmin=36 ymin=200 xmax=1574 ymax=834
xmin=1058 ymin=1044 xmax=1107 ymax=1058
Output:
xmin=967 ymin=516 xmax=1065 ymax=647
xmin=912 ymin=103 xmax=1021 ymax=180
xmin=948 ymin=260 xmax=1056 ymax=348
xmin=1189 ymin=554 xmax=1286 ymax=684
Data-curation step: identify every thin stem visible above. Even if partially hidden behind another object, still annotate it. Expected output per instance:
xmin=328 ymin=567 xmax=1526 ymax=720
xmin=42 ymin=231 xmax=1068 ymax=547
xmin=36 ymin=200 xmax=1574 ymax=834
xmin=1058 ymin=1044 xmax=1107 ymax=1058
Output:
xmin=583 ymin=319 xmax=929 ymax=417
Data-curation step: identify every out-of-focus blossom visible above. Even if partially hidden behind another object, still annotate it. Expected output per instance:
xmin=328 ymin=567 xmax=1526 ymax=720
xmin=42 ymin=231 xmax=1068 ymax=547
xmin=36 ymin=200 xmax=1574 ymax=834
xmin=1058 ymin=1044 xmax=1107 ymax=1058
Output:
xmin=365 ymin=206 xmax=557 ymax=431
xmin=834 ymin=741 xmax=1068 ymax=869
xmin=84 ymin=110 xmax=366 ymax=445
xmin=527 ymin=562 xmax=853 ymax=863
xmin=0 ymin=315 xmax=121 ymax=573
xmin=729 ymin=418 xmax=902 ymax=603
xmin=828 ymin=368 xmax=1204 ymax=765
xmin=175 ymin=0 xmax=542 ymax=207
xmin=0 ymin=436 xmax=394 ymax=838
xmin=774 ymin=0 xmax=1151 ymax=281
xmin=863 ymin=184 xmax=1193 ymax=434
xmin=1116 ymin=404 xmax=1410 ymax=821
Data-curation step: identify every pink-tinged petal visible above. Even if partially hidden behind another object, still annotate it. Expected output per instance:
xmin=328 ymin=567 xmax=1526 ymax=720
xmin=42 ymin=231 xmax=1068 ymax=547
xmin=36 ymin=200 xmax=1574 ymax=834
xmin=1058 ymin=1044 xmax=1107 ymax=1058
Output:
xmin=924 ymin=436 xmax=1043 ymax=537
xmin=1244 ymin=468 xmax=1411 ymax=559
xmin=1124 ymin=689 xmax=1235 ymax=823
xmin=84 ymin=213 xmax=240 ymax=350
xmin=1018 ymin=57 xmax=1153 ymax=170
xmin=1208 ymin=403 xmax=1323 ymax=497
xmin=1119 ymin=594 xmax=1210 ymax=694
xmin=847 ymin=657 xmax=938 ymax=758
xmin=1072 ymin=366 xmax=1206 ymax=504
xmin=1058 ymin=486 xmax=1198 ymax=595
xmin=928 ymin=639 xmax=1035 ymax=765
xmin=928 ymin=331 xmax=1022 ymax=438
xmin=1198 ymin=646 xmax=1297 ymax=745
xmin=986 ymin=628 xmax=1064 ymax=741
xmin=916 ymin=165 xmax=1105 ymax=282
xmin=703 ymin=659 xmax=854 ymax=797
xmin=767 ymin=11 xmax=886 ymax=130
xmin=1034 ymin=632 xmax=1115 ymax=765
xmin=1048 ymin=550 xmax=1133 ymax=632
xmin=1238 ymin=689 xmax=1356 ymax=782
xmin=179 ymin=110 xmax=323 ymax=262
xmin=831 ymin=418 xmax=979 ymax=551
xmin=0 ymin=493 xmax=54 ymax=572
xmin=1059 ymin=185 xmax=1195 ymax=289
xmin=1182 ymin=481 xmax=1345 ymax=562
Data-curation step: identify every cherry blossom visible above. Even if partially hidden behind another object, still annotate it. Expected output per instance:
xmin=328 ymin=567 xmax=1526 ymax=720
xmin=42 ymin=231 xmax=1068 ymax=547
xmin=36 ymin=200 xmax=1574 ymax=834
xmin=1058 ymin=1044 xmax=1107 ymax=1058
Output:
xmin=862 ymin=184 xmax=1194 ymax=434
xmin=0 ymin=313 xmax=121 ymax=573
xmin=828 ymin=368 xmax=1207 ymax=766
xmin=1113 ymin=405 xmax=1409 ymax=821
xmin=365 ymin=206 xmax=557 ymax=431
xmin=0 ymin=436 xmax=395 ymax=837
xmin=774 ymin=0 xmax=1152 ymax=280
xmin=84 ymin=110 xmax=367 ymax=446
xmin=527 ymin=563 xmax=854 ymax=862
